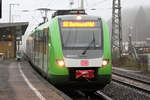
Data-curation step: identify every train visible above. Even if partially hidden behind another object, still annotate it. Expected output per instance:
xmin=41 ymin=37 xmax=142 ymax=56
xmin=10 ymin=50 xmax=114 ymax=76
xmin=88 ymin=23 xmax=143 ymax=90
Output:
xmin=26 ymin=9 xmax=112 ymax=91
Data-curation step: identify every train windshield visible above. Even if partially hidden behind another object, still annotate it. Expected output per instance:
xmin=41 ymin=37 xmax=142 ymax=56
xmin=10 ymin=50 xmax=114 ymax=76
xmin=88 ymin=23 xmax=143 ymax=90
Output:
xmin=60 ymin=20 xmax=102 ymax=49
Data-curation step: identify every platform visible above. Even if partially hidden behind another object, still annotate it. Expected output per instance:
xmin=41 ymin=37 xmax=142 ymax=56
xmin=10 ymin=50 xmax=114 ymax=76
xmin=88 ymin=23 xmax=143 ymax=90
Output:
xmin=0 ymin=60 xmax=71 ymax=100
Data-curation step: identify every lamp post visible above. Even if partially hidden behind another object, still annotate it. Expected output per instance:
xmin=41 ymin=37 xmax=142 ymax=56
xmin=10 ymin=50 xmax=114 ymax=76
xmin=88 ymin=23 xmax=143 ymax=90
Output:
xmin=37 ymin=8 xmax=52 ymax=23
xmin=9 ymin=3 xmax=19 ymax=23
xmin=81 ymin=0 xmax=84 ymax=9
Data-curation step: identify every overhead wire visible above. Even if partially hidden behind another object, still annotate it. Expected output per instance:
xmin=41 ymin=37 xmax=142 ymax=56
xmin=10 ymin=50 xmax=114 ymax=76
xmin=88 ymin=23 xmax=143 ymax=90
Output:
xmin=87 ymin=0 xmax=128 ymax=10
xmin=88 ymin=0 xmax=130 ymax=11
xmin=85 ymin=0 xmax=111 ymax=11
xmin=88 ymin=0 xmax=109 ymax=8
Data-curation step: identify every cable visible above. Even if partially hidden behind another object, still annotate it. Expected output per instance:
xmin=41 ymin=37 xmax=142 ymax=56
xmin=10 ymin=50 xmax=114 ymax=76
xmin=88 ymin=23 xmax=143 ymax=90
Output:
xmin=88 ymin=0 xmax=128 ymax=10
xmin=88 ymin=0 xmax=109 ymax=8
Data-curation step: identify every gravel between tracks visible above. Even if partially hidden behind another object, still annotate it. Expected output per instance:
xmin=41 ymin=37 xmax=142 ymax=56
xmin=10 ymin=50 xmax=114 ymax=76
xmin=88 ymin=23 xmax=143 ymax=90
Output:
xmin=100 ymin=82 xmax=150 ymax=100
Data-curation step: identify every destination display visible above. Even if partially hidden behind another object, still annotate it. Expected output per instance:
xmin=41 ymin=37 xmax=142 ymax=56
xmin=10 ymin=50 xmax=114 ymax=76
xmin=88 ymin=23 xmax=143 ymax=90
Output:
xmin=62 ymin=21 xmax=96 ymax=28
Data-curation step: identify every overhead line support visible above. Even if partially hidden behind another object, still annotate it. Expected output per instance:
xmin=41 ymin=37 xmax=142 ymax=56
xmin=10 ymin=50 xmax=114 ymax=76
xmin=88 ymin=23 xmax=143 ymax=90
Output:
xmin=112 ymin=0 xmax=123 ymax=58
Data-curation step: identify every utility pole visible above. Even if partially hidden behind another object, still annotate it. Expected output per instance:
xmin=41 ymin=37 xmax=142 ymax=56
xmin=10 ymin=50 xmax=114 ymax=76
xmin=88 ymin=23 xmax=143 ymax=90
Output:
xmin=9 ymin=3 xmax=19 ymax=23
xmin=81 ymin=0 xmax=84 ymax=9
xmin=37 ymin=8 xmax=51 ymax=23
xmin=0 ymin=0 xmax=2 ymax=18
xmin=112 ymin=0 xmax=123 ymax=58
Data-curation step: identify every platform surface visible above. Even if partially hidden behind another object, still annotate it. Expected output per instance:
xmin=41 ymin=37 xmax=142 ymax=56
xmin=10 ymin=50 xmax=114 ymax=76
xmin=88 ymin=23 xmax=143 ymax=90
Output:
xmin=0 ymin=60 xmax=70 ymax=100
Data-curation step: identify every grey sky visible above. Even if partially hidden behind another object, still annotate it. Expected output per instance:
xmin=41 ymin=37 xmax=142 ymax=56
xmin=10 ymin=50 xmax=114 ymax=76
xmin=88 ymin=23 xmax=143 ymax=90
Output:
xmin=1 ymin=0 xmax=150 ymax=50
xmin=1 ymin=0 xmax=150 ymax=23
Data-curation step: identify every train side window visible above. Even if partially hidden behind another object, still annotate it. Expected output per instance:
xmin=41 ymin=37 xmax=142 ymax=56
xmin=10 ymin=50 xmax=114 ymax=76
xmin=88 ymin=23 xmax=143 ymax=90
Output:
xmin=33 ymin=31 xmax=37 ymax=63
xmin=44 ymin=28 xmax=49 ymax=54
xmin=48 ymin=29 xmax=51 ymax=45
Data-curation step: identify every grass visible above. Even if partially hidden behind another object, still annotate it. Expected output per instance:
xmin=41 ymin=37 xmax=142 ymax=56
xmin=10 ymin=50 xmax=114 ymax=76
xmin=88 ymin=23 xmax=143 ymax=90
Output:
xmin=112 ymin=55 xmax=148 ymax=71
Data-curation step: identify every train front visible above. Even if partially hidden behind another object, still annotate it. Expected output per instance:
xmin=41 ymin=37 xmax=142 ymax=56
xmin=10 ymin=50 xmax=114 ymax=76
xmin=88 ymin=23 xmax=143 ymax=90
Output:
xmin=50 ymin=15 xmax=111 ymax=90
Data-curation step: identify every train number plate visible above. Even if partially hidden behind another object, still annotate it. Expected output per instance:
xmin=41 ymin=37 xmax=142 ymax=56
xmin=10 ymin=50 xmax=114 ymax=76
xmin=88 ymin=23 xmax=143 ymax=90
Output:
xmin=75 ymin=70 xmax=95 ymax=79
xmin=80 ymin=60 xmax=89 ymax=66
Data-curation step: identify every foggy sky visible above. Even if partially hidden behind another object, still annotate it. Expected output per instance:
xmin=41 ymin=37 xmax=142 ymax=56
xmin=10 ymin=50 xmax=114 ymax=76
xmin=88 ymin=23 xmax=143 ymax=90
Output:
xmin=0 ymin=0 xmax=150 ymax=50
xmin=1 ymin=0 xmax=150 ymax=23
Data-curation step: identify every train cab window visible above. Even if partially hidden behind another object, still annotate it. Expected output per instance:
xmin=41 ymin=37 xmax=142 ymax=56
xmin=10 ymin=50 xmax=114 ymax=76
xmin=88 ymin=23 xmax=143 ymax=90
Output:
xmin=59 ymin=20 xmax=102 ymax=49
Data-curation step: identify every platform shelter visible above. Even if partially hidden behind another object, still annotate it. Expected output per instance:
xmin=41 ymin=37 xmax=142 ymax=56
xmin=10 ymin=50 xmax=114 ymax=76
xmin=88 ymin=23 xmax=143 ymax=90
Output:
xmin=0 ymin=22 xmax=28 ymax=59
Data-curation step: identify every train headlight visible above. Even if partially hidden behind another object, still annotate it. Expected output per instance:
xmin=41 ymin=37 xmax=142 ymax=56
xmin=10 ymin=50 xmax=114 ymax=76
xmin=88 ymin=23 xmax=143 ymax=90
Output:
xmin=56 ymin=59 xmax=65 ymax=67
xmin=76 ymin=15 xmax=82 ymax=20
xmin=102 ymin=59 xmax=109 ymax=66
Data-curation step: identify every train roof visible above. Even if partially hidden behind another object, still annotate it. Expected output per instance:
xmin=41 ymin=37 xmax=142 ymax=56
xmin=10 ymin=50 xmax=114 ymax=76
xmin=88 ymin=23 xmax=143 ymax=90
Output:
xmin=52 ymin=9 xmax=87 ymax=18
xmin=57 ymin=15 xmax=101 ymax=20
xmin=29 ymin=14 xmax=102 ymax=36
xmin=29 ymin=21 xmax=50 ymax=35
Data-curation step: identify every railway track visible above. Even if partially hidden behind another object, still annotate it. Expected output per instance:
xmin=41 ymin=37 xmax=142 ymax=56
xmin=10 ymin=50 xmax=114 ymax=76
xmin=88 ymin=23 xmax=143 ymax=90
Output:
xmin=61 ymin=88 xmax=112 ymax=100
xmin=112 ymin=72 xmax=150 ymax=94
xmin=112 ymin=69 xmax=150 ymax=85
xmin=95 ymin=91 xmax=112 ymax=100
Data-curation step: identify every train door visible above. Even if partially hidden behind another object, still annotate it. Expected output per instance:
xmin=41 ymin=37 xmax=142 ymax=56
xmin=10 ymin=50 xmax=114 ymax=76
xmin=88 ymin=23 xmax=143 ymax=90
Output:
xmin=42 ymin=30 xmax=44 ymax=71
xmin=31 ymin=35 xmax=34 ymax=62
xmin=34 ymin=31 xmax=37 ymax=66
xmin=35 ymin=31 xmax=40 ymax=67
xmin=37 ymin=31 xmax=41 ymax=68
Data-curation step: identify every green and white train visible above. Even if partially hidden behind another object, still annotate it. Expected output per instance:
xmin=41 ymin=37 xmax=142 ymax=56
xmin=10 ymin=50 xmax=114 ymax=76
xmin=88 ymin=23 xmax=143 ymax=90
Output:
xmin=26 ymin=10 xmax=112 ymax=91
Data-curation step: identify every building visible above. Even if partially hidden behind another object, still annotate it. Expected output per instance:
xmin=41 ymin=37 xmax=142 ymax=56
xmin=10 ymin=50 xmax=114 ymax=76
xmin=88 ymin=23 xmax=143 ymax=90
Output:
xmin=0 ymin=22 xmax=28 ymax=59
